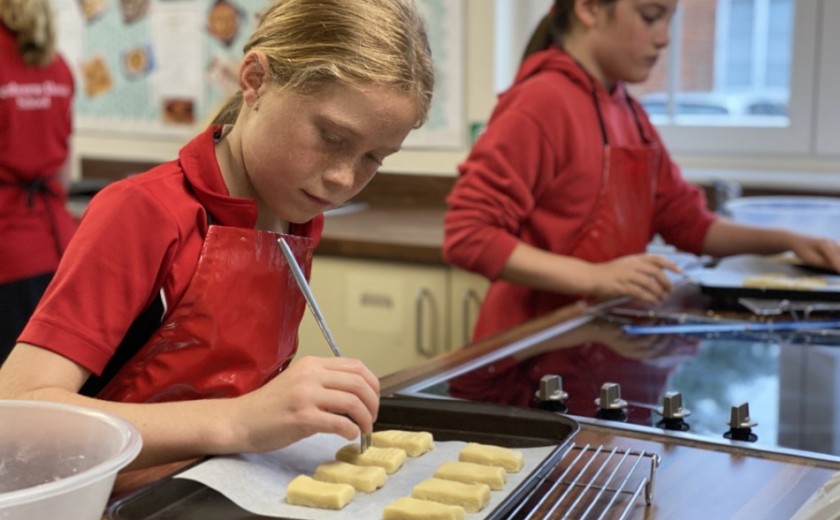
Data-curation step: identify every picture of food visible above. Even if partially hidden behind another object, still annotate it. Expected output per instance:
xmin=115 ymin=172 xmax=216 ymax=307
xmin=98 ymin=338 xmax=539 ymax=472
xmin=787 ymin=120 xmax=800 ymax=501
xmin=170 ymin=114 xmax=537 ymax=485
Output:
xmin=207 ymin=0 xmax=242 ymax=47
xmin=80 ymin=55 xmax=113 ymax=98
xmin=162 ymin=98 xmax=195 ymax=125
xmin=123 ymin=45 xmax=153 ymax=80
xmin=119 ymin=0 xmax=149 ymax=23
xmin=78 ymin=0 xmax=108 ymax=22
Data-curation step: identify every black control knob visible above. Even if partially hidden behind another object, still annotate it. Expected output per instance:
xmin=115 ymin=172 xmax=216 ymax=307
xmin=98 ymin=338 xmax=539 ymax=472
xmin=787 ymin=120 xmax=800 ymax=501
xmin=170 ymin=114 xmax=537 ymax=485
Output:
xmin=594 ymin=382 xmax=628 ymax=422
xmin=724 ymin=402 xmax=758 ymax=442
xmin=534 ymin=374 xmax=569 ymax=413
xmin=655 ymin=391 xmax=691 ymax=431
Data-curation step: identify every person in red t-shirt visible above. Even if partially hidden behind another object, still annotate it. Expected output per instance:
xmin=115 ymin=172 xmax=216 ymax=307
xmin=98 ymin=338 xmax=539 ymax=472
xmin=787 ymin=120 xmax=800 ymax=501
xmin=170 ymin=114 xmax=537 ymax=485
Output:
xmin=0 ymin=0 xmax=435 ymax=471
xmin=443 ymin=0 xmax=840 ymax=342
xmin=0 ymin=0 xmax=76 ymax=363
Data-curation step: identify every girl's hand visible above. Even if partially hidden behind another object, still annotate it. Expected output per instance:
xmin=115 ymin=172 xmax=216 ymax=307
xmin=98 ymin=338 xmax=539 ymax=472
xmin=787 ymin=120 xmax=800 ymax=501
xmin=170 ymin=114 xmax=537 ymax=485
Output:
xmin=587 ymin=254 xmax=680 ymax=304
xmin=790 ymin=235 xmax=840 ymax=273
xmin=225 ymin=356 xmax=379 ymax=454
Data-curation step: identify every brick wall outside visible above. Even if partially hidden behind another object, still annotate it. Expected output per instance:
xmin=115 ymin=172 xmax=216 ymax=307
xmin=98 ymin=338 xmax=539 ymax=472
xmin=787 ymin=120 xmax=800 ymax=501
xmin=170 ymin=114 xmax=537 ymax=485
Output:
xmin=633 ymin=0 xmax=718 ymax=96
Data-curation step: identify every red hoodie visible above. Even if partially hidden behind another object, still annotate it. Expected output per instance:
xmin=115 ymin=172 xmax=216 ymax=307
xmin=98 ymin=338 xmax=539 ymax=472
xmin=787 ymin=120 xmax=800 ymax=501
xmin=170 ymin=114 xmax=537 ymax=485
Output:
xmin=443 ymin=47 xmax=714 ymax=341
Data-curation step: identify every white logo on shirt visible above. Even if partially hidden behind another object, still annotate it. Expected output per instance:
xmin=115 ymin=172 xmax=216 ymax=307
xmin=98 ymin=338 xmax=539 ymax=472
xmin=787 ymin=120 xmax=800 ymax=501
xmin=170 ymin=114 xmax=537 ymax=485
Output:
xmin=0 ymin=80 xmax=72 ymax=110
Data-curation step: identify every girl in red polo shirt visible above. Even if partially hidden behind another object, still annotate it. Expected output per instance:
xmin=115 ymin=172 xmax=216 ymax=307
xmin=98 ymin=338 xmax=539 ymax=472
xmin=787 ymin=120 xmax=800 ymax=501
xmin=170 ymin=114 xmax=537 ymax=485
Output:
xmin=0 ymin=0 xmax=76 ymax=363
xmin=0 ymin=0 xmax=434 ymax=470
xmin=444 ymin=0 xmax=840 ymax=342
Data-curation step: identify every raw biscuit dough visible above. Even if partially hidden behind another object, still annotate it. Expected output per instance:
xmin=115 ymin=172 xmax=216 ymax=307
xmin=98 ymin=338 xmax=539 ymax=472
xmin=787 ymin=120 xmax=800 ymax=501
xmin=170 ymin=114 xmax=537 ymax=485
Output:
xmin=459 ymin=442 xmax=525 ymax=472
xmin=285 ymin=475 xmax=354 ymax=510
xmin=372 ymin=429 xmax=435 ymax=457
xmin=434 ymin=461 xmax=507 ymax=490
xmin=742 ymin=273 xmax=829 ymax=290
xmin=336 ymin=444 xmax=407 ymax=474
xmin=313 ymin=460 xmax=387 ymax=493
xmin=411 ymin=477 xmax=491 ymax=513
xmin=382 ymin=496 xmax=466 ymax=520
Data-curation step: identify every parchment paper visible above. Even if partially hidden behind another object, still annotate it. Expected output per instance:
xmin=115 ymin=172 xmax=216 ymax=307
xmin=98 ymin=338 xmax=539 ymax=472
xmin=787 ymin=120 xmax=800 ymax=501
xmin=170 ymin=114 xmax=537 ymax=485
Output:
xmin=176 ymin=433 xmax=557 ymax=519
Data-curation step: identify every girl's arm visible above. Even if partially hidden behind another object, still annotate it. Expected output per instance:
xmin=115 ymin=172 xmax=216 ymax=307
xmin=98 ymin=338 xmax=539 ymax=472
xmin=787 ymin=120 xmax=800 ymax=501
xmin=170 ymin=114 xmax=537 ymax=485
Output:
xmin=500 ymin=241 xmax=679 ymax=305
xmin=0 ymin=343 xmax=379 ymax=470
xmin=702 ymin=219 xmax=840 ymax=271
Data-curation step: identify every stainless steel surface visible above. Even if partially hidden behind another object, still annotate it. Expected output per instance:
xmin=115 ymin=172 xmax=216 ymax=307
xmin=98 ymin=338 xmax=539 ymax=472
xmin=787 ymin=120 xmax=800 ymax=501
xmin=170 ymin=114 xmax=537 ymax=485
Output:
xmin=277 ymin=237 xmax=372 ymax=452
xmin=513 ymin=443 xmax=660 ymax=520
xmin=622 ymin=319 xmax=840 ymax=335
xmin=739 ymin=297 xmax=840 ymax=318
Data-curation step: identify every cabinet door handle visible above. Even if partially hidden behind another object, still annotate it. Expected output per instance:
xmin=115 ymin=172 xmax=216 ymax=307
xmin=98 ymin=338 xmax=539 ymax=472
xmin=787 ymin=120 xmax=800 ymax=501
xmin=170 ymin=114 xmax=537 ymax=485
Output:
xmin=461 ymin=288 xmax=482 ymax=347
xmin=415 ymin=287 xmax=437 ymax=358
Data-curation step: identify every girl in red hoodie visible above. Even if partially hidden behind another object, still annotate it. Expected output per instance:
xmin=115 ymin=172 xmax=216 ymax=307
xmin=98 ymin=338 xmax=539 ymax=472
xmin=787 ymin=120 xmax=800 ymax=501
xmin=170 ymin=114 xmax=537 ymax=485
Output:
xmin=444 ymin=0 xmax=840 ymax=342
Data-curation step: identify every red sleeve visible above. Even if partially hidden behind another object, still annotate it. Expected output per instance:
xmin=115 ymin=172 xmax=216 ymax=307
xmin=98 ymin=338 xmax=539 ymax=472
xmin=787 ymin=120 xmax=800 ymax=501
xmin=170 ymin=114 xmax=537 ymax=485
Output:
xmin=443 ymin=108 xmax=558 ymax=280
xmin=20 ymin=180 xmax=180 ymax=374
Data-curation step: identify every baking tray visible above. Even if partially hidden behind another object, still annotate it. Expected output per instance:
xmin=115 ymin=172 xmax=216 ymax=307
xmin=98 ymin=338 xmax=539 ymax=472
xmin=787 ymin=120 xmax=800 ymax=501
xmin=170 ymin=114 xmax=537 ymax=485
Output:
xmin=106 ymin=396 xmax=579 ymax=520
xmin=694 ymin=255 xmax=840 ymax=307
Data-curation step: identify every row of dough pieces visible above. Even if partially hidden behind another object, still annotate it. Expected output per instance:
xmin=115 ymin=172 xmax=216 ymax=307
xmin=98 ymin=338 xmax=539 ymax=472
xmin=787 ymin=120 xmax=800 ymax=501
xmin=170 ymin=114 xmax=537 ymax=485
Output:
xmin=285 ymin=429 xmax=525 ymax=519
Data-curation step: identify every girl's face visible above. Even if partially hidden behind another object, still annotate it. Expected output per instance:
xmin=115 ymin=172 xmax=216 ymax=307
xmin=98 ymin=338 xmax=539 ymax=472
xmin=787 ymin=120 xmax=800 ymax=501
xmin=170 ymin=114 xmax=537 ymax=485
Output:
xmin=236 ymin=79 xmax=417 ymax=225
xmin=586 ymin=0 xmax=677 ymax=87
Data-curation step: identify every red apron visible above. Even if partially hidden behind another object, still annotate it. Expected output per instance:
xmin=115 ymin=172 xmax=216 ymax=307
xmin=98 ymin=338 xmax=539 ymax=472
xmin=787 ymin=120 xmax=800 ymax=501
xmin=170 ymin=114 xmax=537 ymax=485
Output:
xmin=97 ymin=225 xmax=312 ymax=403
xmin=473 ymin=76 xmax=661 ymax=341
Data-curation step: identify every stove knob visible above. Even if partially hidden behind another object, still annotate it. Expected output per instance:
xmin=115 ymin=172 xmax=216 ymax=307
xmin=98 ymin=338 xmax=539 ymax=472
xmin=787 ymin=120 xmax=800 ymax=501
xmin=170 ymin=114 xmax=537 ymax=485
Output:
xmin=655 ymin=391 xmax=691 ymax=432
xmin=724 ymin=402 xmax=758 ymax=442
xmin=534 ymin=375 xmax=569 ymax=413
xmin=594 ymin=382 xmax=628 ymax=422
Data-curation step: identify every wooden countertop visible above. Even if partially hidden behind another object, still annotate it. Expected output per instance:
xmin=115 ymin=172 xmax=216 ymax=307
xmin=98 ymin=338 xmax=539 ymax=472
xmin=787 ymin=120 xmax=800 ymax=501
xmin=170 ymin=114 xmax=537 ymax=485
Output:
xmin=317 ymin=205 xmax=446 ymax=264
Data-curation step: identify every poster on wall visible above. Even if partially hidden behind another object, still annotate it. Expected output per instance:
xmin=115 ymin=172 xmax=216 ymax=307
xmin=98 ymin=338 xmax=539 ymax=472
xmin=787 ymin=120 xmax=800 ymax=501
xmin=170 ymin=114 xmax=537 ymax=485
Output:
xmin=52 ymin=0 xmax=465 ymax=149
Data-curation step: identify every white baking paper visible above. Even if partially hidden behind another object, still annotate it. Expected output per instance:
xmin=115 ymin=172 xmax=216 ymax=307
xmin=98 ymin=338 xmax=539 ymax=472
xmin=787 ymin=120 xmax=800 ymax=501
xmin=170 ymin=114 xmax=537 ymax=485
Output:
xmin=176 ymin=433 xmax=557 ymax=519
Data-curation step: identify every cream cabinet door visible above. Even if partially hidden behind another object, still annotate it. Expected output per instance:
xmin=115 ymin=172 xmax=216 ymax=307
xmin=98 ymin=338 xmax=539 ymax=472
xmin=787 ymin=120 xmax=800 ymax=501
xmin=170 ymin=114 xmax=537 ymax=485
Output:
xmin=447 ymin=268 xmax=490 ymax=351
xmin=295 ymin=256 xmax=449 ymax=377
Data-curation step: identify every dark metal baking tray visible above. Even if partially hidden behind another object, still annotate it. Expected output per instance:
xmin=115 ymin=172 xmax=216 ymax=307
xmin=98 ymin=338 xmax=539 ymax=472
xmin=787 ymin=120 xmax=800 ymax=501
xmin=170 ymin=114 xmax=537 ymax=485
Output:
xmin=693 ymin=255 xmax=840 ymax=308
xmin=106 ymin=395 xmax=579 ymax=520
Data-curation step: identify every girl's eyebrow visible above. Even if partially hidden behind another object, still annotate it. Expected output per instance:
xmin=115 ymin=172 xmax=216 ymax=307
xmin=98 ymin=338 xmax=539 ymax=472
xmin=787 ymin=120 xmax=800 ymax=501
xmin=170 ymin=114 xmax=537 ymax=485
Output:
xmin=318 ymin=115 xmax=402 ymax=155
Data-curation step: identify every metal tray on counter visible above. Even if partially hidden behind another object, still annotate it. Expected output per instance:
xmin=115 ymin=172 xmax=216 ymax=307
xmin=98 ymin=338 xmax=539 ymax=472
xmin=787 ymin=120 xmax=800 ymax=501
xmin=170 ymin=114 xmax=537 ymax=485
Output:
xmin=694 ymin=255 xmax=840 ymax=307
xmin=106 ymin=396 xmax=579 ymax=520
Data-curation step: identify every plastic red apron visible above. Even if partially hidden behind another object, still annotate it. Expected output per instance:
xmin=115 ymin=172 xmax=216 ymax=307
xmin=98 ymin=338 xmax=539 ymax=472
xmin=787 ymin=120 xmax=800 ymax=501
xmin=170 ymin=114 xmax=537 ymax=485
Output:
xmin=97 ymin=225 xmax=313 ymax=403
xmin=473 ymin=75 xmax=660 ymax=341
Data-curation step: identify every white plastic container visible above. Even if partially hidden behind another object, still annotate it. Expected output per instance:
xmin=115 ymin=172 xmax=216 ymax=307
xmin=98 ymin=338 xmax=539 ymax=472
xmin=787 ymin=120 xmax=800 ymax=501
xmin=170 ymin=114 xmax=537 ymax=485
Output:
xmin=0 ymin=400 xmax=142 ymax=520
xmin=724 ymin=196 xmax=840 ymax=242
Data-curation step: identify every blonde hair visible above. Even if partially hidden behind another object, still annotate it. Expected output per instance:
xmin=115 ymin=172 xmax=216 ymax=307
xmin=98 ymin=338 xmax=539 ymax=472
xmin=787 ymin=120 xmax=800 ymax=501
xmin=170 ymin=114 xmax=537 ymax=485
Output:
xmin=0 ymin=0 xmax=56 ymax=67
xmin=213 ymin=0 xmax=434 ymax=127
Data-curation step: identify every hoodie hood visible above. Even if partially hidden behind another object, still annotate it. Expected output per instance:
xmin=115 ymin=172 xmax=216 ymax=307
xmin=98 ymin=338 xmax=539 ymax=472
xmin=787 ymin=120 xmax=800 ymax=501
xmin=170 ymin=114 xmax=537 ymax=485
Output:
xmin=510 ymin=46 xmax=625 ymax=102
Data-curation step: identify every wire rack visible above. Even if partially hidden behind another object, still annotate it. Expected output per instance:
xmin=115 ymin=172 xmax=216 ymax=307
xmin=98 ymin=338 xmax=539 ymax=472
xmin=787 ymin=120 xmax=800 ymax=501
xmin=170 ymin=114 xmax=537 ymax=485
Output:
xmin=507 ymin=443 xmax=660 ymax=520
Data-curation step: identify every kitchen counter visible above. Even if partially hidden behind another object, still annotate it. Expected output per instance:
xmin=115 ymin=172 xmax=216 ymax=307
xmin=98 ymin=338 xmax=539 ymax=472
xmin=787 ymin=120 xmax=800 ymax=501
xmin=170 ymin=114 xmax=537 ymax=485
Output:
xmin=379 ymin=292 xmax=840 ymax=519
xmin=106 ymin=293 xmax=840 ymax=519
xmin=319 ymin=204 xmax=445 ymax=264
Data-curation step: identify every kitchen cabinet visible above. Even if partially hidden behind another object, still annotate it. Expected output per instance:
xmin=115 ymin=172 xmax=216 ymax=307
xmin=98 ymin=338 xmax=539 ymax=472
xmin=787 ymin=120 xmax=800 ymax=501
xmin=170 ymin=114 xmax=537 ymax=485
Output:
xmin=295 ymin=257 xmax=490 ymax=376
xmin=447 ymin=267 xmax=489 ymax=350
xmin=295 ymin=256 xmax=451 ymax=376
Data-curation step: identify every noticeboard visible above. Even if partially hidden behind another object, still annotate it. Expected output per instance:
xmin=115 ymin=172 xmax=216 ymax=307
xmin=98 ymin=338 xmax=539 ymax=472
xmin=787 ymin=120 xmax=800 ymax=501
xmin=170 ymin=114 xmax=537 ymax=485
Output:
xmin=54 ymin=0 xmax=464 ymax=148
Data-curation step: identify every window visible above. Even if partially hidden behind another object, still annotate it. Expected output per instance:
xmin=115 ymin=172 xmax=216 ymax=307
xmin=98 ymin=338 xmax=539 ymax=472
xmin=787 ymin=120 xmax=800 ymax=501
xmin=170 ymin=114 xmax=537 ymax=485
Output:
xmin=633 ymin=0 xmax=795 ymax=129
xmin=495 ymin=0 xmax=840 ymax=168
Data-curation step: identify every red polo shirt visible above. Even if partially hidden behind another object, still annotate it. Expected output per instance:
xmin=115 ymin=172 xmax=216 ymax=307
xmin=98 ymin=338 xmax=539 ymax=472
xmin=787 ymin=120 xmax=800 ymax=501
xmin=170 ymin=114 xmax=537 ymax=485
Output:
xmin=20 ymin=126 xmax=323 ymax=373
